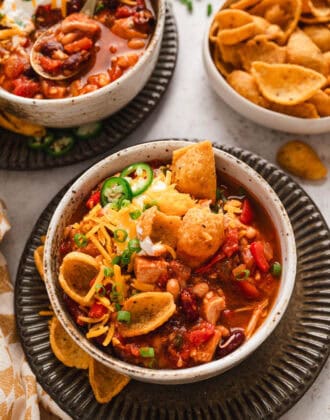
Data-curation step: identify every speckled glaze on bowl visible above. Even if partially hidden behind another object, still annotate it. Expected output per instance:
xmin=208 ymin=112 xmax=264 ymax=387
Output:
xmin=0 ymin=0 xmax=165 ymax=128
xmin=43 ymin=140 xmax=296 ymax=384
xmin=203 ymin=0 xmax=330 ymax=134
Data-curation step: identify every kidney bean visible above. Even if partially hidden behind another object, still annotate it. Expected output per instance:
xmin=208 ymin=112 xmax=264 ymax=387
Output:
xmin=180 ymin=289 xmax=199 ymax=322
xmin=40 ymin=40 xmax=64 ymax=57
xmin=133 ymin=10 xmax=155 ymax=33
xmin=67 ymin=0 xmax=83 ymax=14
xmin=217 ymin=329 xmax=245 ymax=358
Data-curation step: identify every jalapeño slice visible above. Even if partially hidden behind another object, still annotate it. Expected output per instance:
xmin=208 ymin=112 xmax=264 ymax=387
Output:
xmin=100 ymin=177 xmax=132 ymax=208
xmin=120 ymin=162 xmax=153 ymax=197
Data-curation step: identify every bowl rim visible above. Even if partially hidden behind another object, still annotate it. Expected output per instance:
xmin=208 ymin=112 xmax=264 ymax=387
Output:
xmin=0 ymin=0 xmax=166 ymax=105
xmin=44 ymin=139 xmax=297 ymax=384
xmin=202 ymin=2 xmax=330 ymax=130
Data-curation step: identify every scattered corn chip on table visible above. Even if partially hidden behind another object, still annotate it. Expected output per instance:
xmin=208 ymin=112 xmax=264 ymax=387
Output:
xmin=0 ymin=2 xmax=329 ymax=419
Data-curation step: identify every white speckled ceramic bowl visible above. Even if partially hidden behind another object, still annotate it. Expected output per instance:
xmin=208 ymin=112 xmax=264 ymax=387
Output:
xmin=203 ymin=1 xmax=330 ymax=134
xmin=0 ymin=0 xmax=165 ymax=128
xmin=44 ymin=140 xmax=296 ymax=384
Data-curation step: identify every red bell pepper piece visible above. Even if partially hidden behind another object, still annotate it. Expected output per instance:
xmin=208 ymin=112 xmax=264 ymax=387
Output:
xmin=250 ymin=241 xmax=270 ymax=273
xmin=240 ymin=198 xmax=254 ymax=225
xmin=223 ymin=228 xmax=239 ymax=257
xmin=194 ymin=252 xmax=225 ymax=274
xmin=238 ymin=280 xmax=260 ymax=299
xmin=88 ymin=302 xmax=107 ymax=318
xmin=187 ymin=323 xmax=215 ymax=346
xmin=86 ymin=190 xmax=101 ymax=209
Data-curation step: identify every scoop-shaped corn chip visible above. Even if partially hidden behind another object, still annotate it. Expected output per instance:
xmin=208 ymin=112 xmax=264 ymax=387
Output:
xmin=308 ymin=89 xmax=330 ymax=116
xmin=118 ymin=292 xmax=176 ymax=337
xmin=59 ymin=251 xmax=99 ymax=306
xmin=303 ymin=24 xmax=330 ymax=52
xmin=219 ymin=42 xmax=242 ymax=67
xmin=239 ymin=38 xmax=286 ymax=71
xmin=287 ymin=30 xmax=328 ymax=74
xmin=138 ymin=206 xmax=182 ymax=248
xmin=177 ymin=207 xmax=225 ymax=268
xmin=250 ymin=0 xmax=302 ymax=44
xmin=227 ymin=70 xmax=269 ymax=107
xmin=302 ymin=0 xmax=330 ymax=17
xmin=251 ymin=61 xmax=327 ymax=105
xmin=269 ymin=102 xmax=320 ymax=118
xmin=34 ymin=245 xmax=44 ymax=281
xmin=277 ymin=140 xmax=327 ymax=180
xmin=89 ymin=358 xmax=130 ymax=404
xmin=49 ymin=316 xmax=90 ymax=369
xmin=215 ymin=9 xmax=257 ymax=45
xmin=172 ymin=141 xmax=217 ymax=203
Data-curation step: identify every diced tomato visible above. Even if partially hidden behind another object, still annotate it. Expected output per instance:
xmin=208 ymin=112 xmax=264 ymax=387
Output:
xmin=187 ymin=323 xmax=215 ymax=346
xmin=4 ymin=55 xmax=26 ymax=79
xmin=194 ymin=252 xmax=225 ymax=274
xmin=86 ymin=190 xmax=101 ymax=209
xmin=128 ymin=343 xmax=140 ymax=357
xmin=239 ymin=199 xmax=254 ymax=225
xmin=12 ymin=78 xmax=40 ymax=98
xmin=223 ymin=228 xmax=239 ymax=257
xmin=39 ymin=56 xmax=63 ymax=73
xmin=64 ymin=37 xmax=93 ymax=53
xmin=238 ymin=280 xmax=260 ymax=299
xmin=250 ymin=241 xmax=270 ymax=272
xmin=115 ymin=5 xmax=135 ymax=18
xmin=88 ymin=302 xmax=107 ymax=318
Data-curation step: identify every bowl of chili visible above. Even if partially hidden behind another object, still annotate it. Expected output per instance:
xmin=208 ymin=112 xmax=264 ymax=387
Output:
xmin=43 ymin=139 xmax=297 ymax=384
xmin=0 ymin=0 xmax=165 ymax=127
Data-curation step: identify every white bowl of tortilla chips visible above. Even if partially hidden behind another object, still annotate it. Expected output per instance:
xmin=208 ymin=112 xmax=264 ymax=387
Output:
xmin=203 ymin=0 xmax=330 ymax=134
xmin=44 ymin=140 xmax=296 ymax=386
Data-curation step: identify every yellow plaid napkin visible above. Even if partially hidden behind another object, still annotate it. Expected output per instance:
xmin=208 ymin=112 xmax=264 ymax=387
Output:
xmin=0 ymin=200 xmax=70 ymax=420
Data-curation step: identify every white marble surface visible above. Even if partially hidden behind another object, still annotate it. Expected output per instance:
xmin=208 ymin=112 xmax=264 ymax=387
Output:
xmin=0 ymin=1 xmax=329 ymax=418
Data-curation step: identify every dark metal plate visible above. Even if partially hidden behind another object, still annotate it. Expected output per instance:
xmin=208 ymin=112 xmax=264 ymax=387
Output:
xmin=15 ymin=142 xmax=330 ymax=419
xmin=0 ymin=8 xmax=178 ymax=170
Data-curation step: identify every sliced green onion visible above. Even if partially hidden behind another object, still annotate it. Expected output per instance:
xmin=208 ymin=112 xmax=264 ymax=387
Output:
xmin=115 ymin=303 xmax=121 ymax=311
xmin=112 ymin=255 xmax=121 ymax=265
xmin=128 ymin=238 xmax=141 ymax=253
xmin=235 ymin=269 xmax=250 ymax=280
xmin=104 ymin=267 xmax=114 ymax=277
xmin=129 ymin=210 xmax=142 ymax=220
xmin=139 ymin=347 xmax=155 ymax=358
xmin=120 ymin=249 xmax=131 ymax=266
xmin=95 ymin=284 xmax=106 ymax=296
xmin=117 ymin=310 xmax=131 ymax=323
xmin=114 ymin=229 xmax=128 ymax=243
xmin=74 ymin=233 xmax=88 ymax=248
xmin=207 ymin=3 xmax=212 ymax=16
xmin=271 ymin=262 xmax=282 ymax=277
